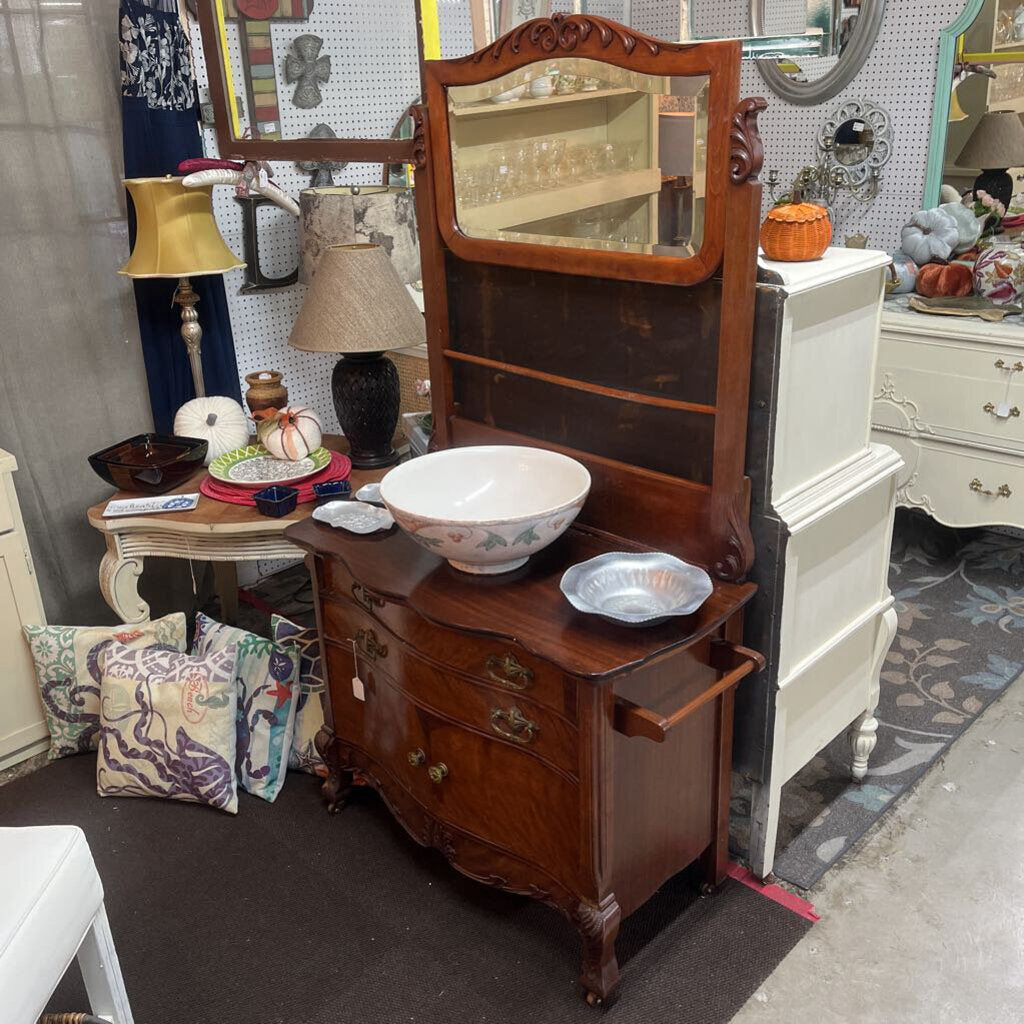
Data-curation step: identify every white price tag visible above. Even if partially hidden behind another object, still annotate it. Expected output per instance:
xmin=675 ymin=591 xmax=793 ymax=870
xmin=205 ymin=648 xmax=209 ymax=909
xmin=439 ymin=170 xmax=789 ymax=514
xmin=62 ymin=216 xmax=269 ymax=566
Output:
xmin=352 ymin=676 xmax=365 ymax=701
xmin=997 ymin=401 xmax=1012 ymax=419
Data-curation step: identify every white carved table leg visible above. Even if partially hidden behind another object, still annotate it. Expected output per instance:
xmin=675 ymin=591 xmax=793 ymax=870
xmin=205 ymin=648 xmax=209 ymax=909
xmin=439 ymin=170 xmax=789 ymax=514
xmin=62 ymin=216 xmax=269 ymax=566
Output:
xmin=78 ymin=904 xmax=135 ymax=1024
xmin=850 ymin=603 xmax=899 ymax=781
xmin=99 ymin=537 xmax=149 ymax=624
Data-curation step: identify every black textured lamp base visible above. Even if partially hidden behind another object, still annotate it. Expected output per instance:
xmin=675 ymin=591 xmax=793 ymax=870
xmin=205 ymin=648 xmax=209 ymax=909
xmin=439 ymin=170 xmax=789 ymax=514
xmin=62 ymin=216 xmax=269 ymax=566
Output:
xmin=974 ymin=168 xmax=1012 ymax=212
xmin=331 ymin=352 xmax=401 ymax=469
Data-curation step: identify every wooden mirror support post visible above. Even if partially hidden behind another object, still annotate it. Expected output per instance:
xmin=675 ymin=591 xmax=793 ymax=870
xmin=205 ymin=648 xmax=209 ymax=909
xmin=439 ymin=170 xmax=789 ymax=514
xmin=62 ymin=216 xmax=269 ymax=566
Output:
xmin=287 ymin=14 xmax=767 ymax=1006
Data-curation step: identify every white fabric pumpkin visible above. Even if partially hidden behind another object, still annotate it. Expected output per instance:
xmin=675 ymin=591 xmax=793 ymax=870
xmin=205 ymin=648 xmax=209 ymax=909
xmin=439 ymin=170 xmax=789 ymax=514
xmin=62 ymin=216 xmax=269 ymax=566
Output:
xmin=173 ymin=397 xmax=250 ymax=466
xmin=900 ymin=208 xmax=961 ymax=265
xmin=938 ymin=202 xmax=984 ymax=254
xmin=259 ymin=406 xmax=323 ymax=461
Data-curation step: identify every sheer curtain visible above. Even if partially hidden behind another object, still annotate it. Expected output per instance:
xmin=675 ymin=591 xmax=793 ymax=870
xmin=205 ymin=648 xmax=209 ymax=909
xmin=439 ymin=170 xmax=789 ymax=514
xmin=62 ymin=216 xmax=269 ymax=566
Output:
xmin=0 ymin=0 xmax=197 ymax=623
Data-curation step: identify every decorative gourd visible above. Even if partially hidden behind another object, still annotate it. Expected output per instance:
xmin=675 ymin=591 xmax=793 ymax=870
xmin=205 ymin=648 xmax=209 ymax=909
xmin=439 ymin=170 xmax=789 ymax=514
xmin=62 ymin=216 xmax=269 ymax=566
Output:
xmin=759 ymin=202 xmax=831 ymax=262
xmin=938 ymin=201 xmax=985 ymax=254
xmin=899 ymin=207 xmax=960 ymax=265
xmin=885 ymin=250 xmax=918 ymax=294
xmin=173 ymin=397 xmax=250 ymax=466
xmin=914 ymin=261 xmax=973 ymax=298
xmin=973 ymin=245 xmax=1024 ymax=304
xmin=256 ymin=406 xmax=323 ymax=461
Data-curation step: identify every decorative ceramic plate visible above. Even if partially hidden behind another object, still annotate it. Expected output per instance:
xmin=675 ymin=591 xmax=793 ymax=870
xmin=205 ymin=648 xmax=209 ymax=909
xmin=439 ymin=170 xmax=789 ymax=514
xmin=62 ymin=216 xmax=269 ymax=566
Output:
xmin=312 ymin=500 xmax=394 ymax=534
xmin=208 ymin=444 xmax=331 ymax=487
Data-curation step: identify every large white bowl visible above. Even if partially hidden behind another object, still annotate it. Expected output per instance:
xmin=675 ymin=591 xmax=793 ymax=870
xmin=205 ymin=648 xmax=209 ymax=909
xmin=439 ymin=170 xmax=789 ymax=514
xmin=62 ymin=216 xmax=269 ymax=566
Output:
xmin=380 ymin=445 xmax=591 ymax=574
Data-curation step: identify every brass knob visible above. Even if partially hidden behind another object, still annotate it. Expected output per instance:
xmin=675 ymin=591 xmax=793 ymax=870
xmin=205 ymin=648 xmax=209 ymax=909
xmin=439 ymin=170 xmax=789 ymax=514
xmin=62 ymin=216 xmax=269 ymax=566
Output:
xmin=407 ymin=748 xmax=426 ymax=766
xmin=427 ymin=763 xmax=449 ymax=784
xmin=970 ymin=478 xmax=1012 ymax=498
xmin=994 ymin=358 xmax=1024 ymax=373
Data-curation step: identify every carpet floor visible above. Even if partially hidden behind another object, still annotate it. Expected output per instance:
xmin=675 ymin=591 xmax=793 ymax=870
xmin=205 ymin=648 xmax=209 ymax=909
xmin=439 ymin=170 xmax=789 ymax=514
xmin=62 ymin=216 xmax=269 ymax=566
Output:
xmin=733 ymin=511 xmax=1024 ymax=889
xmin=1 ymin=757 xmax=812 ymax=1024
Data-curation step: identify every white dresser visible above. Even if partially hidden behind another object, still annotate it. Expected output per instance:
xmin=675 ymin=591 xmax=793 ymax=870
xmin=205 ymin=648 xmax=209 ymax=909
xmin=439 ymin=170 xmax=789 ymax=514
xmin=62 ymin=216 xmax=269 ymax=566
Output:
xmin=872 ymin=303 xmax=1024 ymax=527
xmin=0 ymin=448 xmax=47 ymax=769
xmin=739 ymin=248 xmax=902 ymax=879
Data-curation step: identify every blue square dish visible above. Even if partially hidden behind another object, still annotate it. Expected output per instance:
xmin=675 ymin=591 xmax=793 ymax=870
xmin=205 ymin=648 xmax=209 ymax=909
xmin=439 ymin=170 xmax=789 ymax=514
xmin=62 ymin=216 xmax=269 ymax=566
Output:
xmin=252 ymin=485 xmax=299 ymax=518
xmin=313 ymin=479 xmax=351 ymax=504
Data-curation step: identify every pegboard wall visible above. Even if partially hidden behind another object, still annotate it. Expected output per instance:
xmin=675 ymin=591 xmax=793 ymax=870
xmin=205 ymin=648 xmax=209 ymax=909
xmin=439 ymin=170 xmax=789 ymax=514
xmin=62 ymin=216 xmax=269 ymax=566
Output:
xmin=698 ymin=0 xmax=967 ymax=250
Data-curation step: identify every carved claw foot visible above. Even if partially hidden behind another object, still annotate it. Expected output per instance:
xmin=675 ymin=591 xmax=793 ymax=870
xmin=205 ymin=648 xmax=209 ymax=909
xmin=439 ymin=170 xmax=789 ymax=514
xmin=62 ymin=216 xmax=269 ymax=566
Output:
xmin=573 ymin=898 xmax=621 ymax=1006
xmin=849 ymin=711 xmax=878 ymax=782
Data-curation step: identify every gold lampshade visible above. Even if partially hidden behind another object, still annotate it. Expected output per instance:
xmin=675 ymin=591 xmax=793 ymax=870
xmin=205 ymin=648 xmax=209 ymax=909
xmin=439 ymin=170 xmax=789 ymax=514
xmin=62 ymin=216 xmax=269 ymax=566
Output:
xmin=956 ymin=111 xmax=1024 ymax=169
xmin=119 ymin=176 xmax=244 ymax=279
xmin=288 ymin=243 xmax=425 ymax=354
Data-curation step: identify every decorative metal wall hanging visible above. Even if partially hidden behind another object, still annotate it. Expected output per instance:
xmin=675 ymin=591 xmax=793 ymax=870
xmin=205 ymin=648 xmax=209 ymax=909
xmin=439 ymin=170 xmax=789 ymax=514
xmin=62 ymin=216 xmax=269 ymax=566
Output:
xmin=297 ymin=123 xmax=347 ymax=187
xmin=234 ymin=195 xmax=300 ymax=293
xmin=285 ymin=33 xmax=331 ymax=109
xmin=220 ymin=0 xmax=317 ymax=141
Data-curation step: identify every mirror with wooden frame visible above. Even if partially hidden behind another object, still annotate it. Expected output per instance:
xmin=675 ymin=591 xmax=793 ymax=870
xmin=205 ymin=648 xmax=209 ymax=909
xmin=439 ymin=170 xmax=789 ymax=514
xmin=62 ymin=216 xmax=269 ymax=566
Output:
xmin=416 ymin=14 xmax=767 ymax=579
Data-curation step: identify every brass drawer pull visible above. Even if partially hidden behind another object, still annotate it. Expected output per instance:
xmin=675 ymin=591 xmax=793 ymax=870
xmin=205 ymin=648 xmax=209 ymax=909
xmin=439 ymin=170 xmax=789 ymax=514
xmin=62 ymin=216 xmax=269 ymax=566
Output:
xmin=994 ymin=359 xmax=1024 ymax=373
xmin=407 ymin=748 xmax=426 ymax=766
xmin=428 ymin=762 xmax=448 ymax=784
xmin=355 ymin=628 xmax=388 ymax=661
xmin=490 ymin=706 xmax=538 ymax=745
xmin=485 ymin=653 xmax=534 ymax=690
xmin=352 ymin=583 xmax=384 ymax=613
xmin=970 ymin=478 xmax=1012 ymax=498
xmin=983 ymin=402 xmax=1021 ymax=418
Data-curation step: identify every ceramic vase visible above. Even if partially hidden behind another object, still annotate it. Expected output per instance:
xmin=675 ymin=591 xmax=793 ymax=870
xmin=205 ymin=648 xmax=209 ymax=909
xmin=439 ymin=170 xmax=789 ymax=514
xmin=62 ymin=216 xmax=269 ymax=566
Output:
xmin=973 ymin=246 xmax=1024 ymax=305
xmin=244 ymin=370 xmax=288 ymax=415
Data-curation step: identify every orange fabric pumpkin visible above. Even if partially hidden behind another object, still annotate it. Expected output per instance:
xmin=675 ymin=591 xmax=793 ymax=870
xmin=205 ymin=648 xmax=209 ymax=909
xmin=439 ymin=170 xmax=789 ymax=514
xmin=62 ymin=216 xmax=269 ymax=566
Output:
xmin=759 ymin=203 xmax=832 ymax=262
xmin=914 ymin=262 xmax=973 ymax=298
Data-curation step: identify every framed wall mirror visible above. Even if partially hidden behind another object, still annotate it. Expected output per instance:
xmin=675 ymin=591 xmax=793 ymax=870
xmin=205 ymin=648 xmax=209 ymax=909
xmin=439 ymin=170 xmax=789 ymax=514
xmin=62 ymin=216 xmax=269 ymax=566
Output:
xmin=924 ymin=0 xmax=1024 ymax=209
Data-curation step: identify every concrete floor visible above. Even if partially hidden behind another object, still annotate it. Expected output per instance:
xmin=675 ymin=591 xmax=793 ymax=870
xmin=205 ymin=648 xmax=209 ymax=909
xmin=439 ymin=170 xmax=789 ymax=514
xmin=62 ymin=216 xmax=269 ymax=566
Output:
xmin=732 ymin=676 xmax=1024 ymax=1024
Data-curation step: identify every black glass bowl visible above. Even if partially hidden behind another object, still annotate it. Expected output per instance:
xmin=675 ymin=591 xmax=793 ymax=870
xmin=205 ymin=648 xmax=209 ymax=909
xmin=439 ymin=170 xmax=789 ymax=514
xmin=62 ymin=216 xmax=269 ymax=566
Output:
xmin=253 ymin=484 xmax=299 ymax=518
xmin=88 ymin=434 xmax=208 ymax=495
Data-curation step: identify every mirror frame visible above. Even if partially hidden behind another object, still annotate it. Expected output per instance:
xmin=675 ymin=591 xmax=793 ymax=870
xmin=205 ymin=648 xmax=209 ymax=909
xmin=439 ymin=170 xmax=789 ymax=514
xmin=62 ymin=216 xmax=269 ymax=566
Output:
xmin=194 ymin=0 xmax=420 ymax=163
xmin=749 ymin=0 xmax=886 ymax=106
xmin=819 ymin=97 xmax=892 ymax=185
xmin=923 ymin=0 xmax=987 ymax=207
xmin=422 ymin=17 xmax=753 ymax=287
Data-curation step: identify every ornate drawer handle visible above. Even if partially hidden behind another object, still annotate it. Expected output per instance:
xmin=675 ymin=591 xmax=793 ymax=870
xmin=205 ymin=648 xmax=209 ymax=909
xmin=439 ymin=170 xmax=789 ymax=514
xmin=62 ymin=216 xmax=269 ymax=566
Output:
xmin=994 ymin=359 xmax=1024 ymax=373
xmin=485 ymin=653 xmax=534 ymax=690
xmin=355 ymin=628 xmax=388 ymax=661
xmin=407 ymin=748 xmax=426 ymax=766
xmin=351 ymin=583 xmax=384 ymax=613
xmin=490 ymin=706 xmax=538 ymax=745
xmin=983 ymin=402 xmax=1021 ymax=417
xmin=969 ymin=478 xmax=1012 ymax=498
xmin=427 ymin=762 xmax=448 ymax=784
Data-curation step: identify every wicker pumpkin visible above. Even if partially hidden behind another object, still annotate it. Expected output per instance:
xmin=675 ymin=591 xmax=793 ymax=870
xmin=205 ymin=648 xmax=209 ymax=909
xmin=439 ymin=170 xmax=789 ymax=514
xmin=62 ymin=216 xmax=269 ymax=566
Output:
xmin=760 ymin=203 xmax=832 ymax=262
xmin=256 ymin=405 xmax=323 ymax=461
xmin=914 ymin=261 xmax=974 ymax=298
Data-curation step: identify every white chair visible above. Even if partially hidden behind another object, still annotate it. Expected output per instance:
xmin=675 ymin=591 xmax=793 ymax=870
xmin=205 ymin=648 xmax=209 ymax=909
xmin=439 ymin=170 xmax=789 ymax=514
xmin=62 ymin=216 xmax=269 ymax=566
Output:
xmin=0 ymin=826 xmax=133 ymax=1024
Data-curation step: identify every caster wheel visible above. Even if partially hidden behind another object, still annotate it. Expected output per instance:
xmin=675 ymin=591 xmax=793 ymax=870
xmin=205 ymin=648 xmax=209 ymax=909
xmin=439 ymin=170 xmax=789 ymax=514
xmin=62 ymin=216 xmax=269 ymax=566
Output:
xmin=583 ymin=988 xmax=618 ymax=1009
xmin=699 ymin=881 xmax=719 ymax=898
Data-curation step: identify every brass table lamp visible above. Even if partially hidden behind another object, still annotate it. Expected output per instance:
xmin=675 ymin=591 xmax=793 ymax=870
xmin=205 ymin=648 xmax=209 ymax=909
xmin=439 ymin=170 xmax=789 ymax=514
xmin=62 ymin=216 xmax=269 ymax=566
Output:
xmin=289 ymin=243 xmax=426 ymax=468
xmin=119 ymin=176 xmax=245 ymax=397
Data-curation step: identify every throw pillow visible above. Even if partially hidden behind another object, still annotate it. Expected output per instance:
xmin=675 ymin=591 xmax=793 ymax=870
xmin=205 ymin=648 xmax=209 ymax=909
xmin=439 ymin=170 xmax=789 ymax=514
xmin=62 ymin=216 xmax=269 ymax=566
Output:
xmin=97 ymin=642 xmax=239 ymax=814
xmin=271 ymin=614 xmax=327 ymax=776
xmin=192 ymin=612 xmax=300 ymax=803
xmin=24 ymin=613 xmax=187 ymax=760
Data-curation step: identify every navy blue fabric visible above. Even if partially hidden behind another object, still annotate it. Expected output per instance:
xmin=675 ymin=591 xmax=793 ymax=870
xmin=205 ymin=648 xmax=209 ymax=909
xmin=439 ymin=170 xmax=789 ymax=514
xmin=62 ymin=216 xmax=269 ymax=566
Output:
xmin=120 ymin=0 xmax=241 ymax=433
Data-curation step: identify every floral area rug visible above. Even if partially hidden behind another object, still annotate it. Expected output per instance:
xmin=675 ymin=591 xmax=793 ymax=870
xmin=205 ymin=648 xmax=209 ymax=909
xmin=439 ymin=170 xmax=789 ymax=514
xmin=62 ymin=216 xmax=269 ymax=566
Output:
xmin=731 ymin=510 xmax=1024 ymax=890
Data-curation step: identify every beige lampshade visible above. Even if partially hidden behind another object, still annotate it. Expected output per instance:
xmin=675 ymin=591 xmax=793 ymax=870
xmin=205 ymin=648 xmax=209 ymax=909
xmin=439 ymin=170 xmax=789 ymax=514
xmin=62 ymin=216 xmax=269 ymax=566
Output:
xmin=119 ymin=176 xmax=244 ymax=278
xmin=288 ymin=243 xmax=425 ymax=354
xmin=957 ymin=111 xmax=1024 ymax=169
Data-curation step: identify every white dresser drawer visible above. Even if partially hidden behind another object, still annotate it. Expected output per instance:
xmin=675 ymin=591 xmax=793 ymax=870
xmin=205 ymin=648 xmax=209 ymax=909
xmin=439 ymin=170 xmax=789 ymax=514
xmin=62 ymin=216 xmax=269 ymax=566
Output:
xmin=892 ymin=435 xmax=1024 ymax=528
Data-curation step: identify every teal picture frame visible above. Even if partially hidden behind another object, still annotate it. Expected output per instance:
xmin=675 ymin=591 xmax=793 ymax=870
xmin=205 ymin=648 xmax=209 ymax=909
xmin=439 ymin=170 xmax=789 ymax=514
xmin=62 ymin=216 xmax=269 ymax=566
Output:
xmin=923 ymin=0 xmax=986 ymax=208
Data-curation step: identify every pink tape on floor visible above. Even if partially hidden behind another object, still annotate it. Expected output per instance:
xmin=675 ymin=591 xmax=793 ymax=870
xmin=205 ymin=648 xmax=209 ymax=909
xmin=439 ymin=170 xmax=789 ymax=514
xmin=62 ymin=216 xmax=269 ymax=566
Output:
xmin=726 ymin=862 xmax=821 ymax=923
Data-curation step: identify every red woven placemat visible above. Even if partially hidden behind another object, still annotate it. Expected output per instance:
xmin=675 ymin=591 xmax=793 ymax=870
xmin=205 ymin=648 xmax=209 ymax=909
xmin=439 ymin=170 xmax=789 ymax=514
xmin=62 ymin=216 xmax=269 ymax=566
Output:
xmin=199 ymin=451 xmax=351 ymax=506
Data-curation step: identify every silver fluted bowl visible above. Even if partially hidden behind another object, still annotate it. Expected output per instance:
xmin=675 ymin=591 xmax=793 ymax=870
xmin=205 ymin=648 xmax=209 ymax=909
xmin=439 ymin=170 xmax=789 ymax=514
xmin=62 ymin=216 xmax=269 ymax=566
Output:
xmin=560 ymin=551 xmax=714 ymax=627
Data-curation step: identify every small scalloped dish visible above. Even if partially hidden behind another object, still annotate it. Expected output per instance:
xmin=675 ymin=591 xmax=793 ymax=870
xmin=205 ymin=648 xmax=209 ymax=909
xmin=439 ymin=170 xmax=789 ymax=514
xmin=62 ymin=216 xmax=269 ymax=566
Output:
xmin=312 ymin=500 xmax=394 ymax=534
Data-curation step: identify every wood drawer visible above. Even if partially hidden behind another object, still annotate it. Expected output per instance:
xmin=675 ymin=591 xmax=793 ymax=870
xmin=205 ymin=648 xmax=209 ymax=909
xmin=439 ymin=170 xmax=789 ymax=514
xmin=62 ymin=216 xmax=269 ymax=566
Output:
xmin=324 ymin=641 xmax=580 ymax=887
xmin=316 ymin=556 xmax=574 ymax=719
xmin=322 ymin=598 xmax=578 ymax=778
xmin=875 ymin=364 xmax=1024 ymax=452
xmin=896 ymin=436 xmax=1024 ymax=528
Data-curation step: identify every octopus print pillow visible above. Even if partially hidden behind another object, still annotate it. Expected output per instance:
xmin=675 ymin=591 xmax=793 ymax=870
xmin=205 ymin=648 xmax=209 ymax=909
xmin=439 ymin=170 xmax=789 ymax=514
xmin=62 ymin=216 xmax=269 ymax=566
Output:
xmin=23 ymin=613 xmax=187 ymax=760
xmin=192 ymin=613 xmax=299 ymax=803
xmin=271 ymin=615 xmax=327 ymax=776
xmin=97 ymin=642 xmax=239 ymax=814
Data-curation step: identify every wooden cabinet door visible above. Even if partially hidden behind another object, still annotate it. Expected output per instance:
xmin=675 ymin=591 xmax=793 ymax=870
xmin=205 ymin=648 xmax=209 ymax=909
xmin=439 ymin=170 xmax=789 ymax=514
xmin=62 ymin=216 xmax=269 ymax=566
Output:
xmin=0 ymin=529 xmax=48 ymax=768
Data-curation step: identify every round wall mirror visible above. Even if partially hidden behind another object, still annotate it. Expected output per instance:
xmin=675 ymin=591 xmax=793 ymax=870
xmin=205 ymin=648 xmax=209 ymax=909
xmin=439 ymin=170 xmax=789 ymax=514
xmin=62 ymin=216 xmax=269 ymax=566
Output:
xmin=833 ymin=118 xmax=875 ymax=165
xmin=750 ymin=0 xmax=886 ymax=106
xmin=819 ymin=98 xmax=892 ymax=185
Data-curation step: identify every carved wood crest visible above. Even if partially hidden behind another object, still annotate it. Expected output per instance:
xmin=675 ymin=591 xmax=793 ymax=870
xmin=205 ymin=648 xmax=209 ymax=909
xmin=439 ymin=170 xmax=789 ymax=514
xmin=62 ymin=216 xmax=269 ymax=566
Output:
xmin=730 ymin=96 xmax=768 ymax=184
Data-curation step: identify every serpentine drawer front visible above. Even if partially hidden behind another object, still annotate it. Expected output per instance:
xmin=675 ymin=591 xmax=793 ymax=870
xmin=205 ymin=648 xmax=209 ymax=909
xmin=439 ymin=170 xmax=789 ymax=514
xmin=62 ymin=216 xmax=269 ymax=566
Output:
xmin=317 ymin=568 xmax=573 ymax=719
